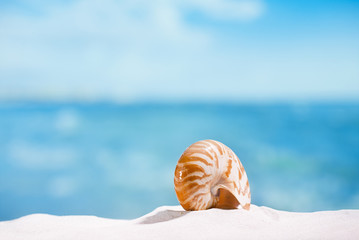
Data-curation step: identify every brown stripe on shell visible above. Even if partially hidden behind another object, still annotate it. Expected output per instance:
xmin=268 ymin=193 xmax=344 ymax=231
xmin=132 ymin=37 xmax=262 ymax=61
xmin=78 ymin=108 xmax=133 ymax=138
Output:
xmin=186 ymin=156 xmax=213 ymax=167
xmin=225 ymin=158 xmax=232 ymax=177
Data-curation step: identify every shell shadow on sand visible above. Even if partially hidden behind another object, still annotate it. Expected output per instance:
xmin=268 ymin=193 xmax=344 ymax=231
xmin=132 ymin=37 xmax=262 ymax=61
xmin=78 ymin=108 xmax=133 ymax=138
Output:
xmin=137 ymin=207 xmax=189 ymax=224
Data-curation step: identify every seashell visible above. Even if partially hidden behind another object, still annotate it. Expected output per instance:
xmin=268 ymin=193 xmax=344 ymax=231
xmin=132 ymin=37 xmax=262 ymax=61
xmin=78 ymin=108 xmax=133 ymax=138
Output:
xmin=174 ymin=140 xmax=251 ymax=211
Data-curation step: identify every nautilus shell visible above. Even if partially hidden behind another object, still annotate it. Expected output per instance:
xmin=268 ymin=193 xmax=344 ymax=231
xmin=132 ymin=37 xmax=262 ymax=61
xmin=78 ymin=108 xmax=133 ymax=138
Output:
xmin=174 ymin=140 xmax=251 ymax=211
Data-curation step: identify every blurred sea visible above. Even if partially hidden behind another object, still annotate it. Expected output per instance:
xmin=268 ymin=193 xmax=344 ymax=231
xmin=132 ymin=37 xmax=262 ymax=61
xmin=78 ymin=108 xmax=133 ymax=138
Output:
xmin=0 ymin=102 xmax=358 ymax=221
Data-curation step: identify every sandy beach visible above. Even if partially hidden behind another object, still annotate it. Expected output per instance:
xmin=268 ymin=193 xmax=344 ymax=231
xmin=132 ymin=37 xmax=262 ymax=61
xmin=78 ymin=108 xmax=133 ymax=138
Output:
xmin=1 ymin=205 xmax=358 ymax=240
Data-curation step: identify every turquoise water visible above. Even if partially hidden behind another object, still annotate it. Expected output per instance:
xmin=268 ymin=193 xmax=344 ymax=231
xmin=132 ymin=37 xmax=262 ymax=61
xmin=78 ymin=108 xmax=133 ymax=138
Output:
xmin=0 ymin=102 xmax=358 ymax=220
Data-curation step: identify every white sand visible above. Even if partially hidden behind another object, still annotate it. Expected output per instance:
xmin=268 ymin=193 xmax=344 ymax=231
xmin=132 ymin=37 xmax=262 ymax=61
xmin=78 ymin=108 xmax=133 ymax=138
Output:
xmin=1 ymin=205 xmax=358 ymax=240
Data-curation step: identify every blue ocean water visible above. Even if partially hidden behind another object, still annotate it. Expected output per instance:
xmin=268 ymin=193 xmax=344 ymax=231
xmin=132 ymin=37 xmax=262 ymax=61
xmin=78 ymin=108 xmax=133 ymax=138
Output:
xmin=0 ymin=102 xmax=358 ymax=221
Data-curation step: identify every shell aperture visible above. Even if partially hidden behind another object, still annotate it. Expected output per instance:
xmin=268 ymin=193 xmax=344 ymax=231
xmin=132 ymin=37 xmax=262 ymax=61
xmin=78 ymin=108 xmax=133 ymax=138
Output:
xmin=174 ymin=140 xmax=251 ymax=211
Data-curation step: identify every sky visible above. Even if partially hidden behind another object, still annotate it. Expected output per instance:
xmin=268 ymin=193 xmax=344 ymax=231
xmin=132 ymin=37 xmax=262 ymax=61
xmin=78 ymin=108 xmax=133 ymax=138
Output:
xmin=0 ymin=0 xmax=358 ymax=102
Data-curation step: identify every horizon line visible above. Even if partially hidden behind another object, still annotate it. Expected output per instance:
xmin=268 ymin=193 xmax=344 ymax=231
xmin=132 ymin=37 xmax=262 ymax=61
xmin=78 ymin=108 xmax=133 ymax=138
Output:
xmin=1 ymin=98 xmax=359 ymax=106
